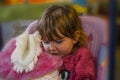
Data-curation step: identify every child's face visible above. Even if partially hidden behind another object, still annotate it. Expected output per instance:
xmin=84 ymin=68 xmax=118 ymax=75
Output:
xmin=42 ymin=32 xmax=77 ymax=58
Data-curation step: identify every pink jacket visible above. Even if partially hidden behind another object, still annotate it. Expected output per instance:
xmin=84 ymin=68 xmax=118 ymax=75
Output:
xmin=59 ymin=46 xmax=96 ymax=80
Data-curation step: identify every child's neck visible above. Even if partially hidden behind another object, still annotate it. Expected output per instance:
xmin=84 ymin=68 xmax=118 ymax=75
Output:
xmin=70 ymin=46 xmax=79 ymax=55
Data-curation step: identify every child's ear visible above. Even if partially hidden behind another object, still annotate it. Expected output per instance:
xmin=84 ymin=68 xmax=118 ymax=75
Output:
xmin=73 ymin=31 xmax=80 ymax=44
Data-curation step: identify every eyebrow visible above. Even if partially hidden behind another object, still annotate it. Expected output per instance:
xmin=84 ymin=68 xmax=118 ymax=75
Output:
xmin=54 ymin=36 xmax=65 ymax=40
xmin=42 ymin=36 xmax=65 ymax=41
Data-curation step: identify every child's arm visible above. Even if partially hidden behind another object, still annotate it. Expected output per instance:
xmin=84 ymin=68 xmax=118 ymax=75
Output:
xmin=75 ymin=48 xmax=96 ymax=80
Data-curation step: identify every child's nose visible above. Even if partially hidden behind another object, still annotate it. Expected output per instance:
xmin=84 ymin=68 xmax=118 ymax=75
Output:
xmin=49 ymin=43 xmax=56 ymax=51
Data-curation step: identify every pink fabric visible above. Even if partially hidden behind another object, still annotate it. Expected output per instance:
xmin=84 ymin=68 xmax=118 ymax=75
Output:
xmin=80 ymin=16 xmax=108 ymax=58
xmin=24 ymin=20 xmax=38 ymax=34
xmin=80 ymin=16 xmax=109 ymax=80
xmin=59 ymin=46 xmax=96 ymax=80
xmin=0 ymin=38 xmax=16 ymax=79
xmin=0 ymin=38 xmax=63 ymax=80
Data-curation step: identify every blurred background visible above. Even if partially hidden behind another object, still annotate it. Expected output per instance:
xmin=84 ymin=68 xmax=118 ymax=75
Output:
xmin=0 ymin=0 xmax=119 ymax=80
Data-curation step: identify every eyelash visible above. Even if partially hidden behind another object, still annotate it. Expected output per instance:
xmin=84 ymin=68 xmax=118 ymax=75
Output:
xmin=43 ymin=41 xmax=49 ymax=44
xmin=43 ymin=40 xmax=63 ymax=44
xmin=56 ymin=40 xmax=63 ymax=44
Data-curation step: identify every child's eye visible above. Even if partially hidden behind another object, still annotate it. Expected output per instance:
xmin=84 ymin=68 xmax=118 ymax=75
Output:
xmin=55 ymin=40 xmax=63 ymax=44
xmin=43 ymin=41 xmax=49 ymax=44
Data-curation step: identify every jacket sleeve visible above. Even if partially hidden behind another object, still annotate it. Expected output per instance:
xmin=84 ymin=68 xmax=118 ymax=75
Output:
xmin=0 ymin=38 xmax=16 ymax=78
xmin=75 ymin=48 xmax=96 ymax=80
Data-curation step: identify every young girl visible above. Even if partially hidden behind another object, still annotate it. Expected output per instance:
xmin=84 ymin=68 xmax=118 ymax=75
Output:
xmin=0 ymin=5 xmax=96 ymax=80
xmin=37 ymin=5 xmax=96 ymax=80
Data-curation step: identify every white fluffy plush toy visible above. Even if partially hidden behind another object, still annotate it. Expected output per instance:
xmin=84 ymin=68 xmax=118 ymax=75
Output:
xmin=11 ymin=31 xmax=41 ymax=73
